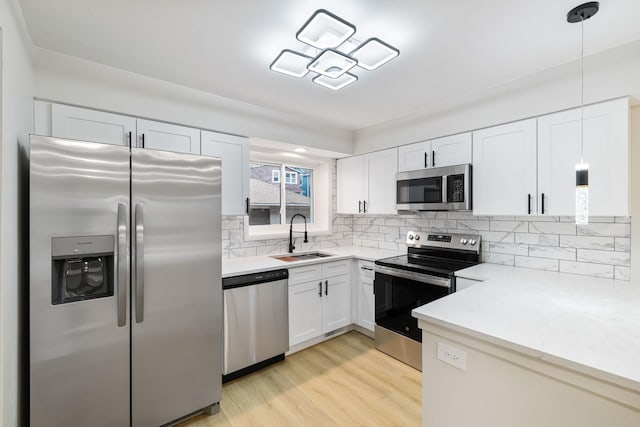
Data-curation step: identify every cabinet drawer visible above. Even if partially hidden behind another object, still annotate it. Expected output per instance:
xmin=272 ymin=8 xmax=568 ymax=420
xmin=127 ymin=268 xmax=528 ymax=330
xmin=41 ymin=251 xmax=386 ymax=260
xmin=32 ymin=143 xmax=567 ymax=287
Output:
xmin=322 ymin=260 xmax=351 ymax=278
xmin=288 ymin=264 xmax=322 ymax=285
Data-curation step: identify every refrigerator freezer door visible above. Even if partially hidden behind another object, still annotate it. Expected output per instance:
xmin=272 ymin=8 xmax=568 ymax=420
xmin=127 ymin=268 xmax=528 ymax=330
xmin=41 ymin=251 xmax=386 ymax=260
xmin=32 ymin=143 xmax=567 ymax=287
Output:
xmin=131 ymin=148 xmax=222 ymax=426
xmin=29 ymin=136 xmax=131 ymax=427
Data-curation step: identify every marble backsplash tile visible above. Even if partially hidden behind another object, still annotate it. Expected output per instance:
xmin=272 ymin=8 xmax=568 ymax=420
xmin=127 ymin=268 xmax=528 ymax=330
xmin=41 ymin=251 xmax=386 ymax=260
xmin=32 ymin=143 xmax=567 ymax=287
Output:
xmin=221 ymin=159 xmax=631 ymax=280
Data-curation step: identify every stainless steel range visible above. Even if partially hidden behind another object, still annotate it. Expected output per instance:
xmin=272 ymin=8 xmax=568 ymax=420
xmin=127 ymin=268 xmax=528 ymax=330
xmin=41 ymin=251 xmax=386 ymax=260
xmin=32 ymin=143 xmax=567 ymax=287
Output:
xmin=374 ymin=231 xmax=481 ymax=370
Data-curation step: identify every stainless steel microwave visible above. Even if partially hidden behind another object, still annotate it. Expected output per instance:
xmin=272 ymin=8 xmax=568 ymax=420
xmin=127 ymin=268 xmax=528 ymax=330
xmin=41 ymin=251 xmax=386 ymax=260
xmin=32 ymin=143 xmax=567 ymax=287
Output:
xmin=396 ymin=164 xmax=472 ymax=211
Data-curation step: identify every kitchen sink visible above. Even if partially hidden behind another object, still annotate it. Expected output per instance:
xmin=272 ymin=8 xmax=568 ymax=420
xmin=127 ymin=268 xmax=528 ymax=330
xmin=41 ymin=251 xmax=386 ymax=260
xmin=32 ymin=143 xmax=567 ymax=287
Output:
xmin=272 ymin=252 xmax=333 ymax=262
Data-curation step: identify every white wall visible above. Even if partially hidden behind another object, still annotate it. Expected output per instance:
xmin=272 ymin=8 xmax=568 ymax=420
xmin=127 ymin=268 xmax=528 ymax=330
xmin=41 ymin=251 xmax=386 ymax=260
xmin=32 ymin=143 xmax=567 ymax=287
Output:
xmin=0 ymin=0 xmax=34 ymax=425
xmin=631 ymin=106 xmax=640 ymax=282
xmin=354 ymin=41 xmax=640 ymax=153
xmin=34 ymin=48 xmax=353 ymax=155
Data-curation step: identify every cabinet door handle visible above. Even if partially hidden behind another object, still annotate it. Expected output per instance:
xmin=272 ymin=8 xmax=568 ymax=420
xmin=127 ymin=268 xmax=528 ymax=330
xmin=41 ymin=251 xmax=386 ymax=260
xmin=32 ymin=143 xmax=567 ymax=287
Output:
xmin=141 ymin=133 xmax=145 ymax=149
xmin=325 ymin=280 xmax=328 ymax=296
xmin=541 ymin=193 xmax=545 ymax=215
xmin=432 ymin=150 xmax=435 ymax=167
xmin=358 ymin=200 xmax=362 ymax=213
xmin=361 ymin=266 xmax=373 ymax=271
xmin=245 ymin=197 xmax=250 ymax=215
xmin=528 ymin=194 xmax=532 ymax=215
xmin=318 ymin=281 xmax=323 ymax=297
xmin=363 ymin=200 xmax=367 ymax=213
xmin=424 ymin=152 xmax=428 ymax=168
xmin=128 ymin=131 xmax=132 ymax=148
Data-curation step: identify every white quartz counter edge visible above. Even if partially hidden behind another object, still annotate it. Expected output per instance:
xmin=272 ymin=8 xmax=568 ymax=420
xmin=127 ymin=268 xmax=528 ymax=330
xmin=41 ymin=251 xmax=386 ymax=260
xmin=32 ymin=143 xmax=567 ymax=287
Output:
xmin=222 ymin=246 xmax=403 ymax=278
xmin=413 ymin=264 xmax=640 ymax=392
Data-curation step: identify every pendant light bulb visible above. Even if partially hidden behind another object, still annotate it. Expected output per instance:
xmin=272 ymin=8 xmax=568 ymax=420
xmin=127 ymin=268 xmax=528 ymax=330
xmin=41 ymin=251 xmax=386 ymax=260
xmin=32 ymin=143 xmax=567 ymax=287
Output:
xmin=568 ymin=2 xmax=599 ymax=225
xmin=575 ymin=163 xmax=589 ymax=225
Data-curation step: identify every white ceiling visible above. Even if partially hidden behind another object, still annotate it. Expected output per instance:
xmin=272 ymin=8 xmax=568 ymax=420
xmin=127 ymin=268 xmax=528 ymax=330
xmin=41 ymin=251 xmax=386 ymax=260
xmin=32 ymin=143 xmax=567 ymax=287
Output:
xmin=18 ymin=0 xmax=640 ymax=131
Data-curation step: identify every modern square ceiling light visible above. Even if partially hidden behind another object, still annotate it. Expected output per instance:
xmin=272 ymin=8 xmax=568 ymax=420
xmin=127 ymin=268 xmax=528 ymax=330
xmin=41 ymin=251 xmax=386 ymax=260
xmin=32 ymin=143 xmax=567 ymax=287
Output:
xmin=313 ymin=73 xmax=358 ymax=91
xmin=270 ymin=9 xmax=399 ymax=90
xmin=270 ymin=50 xmax=313 ymax=77
xmin=350 ymin=38 xmax=400 ymax=70
xmin=307 ymin=49 xmax=357 ymax=78
xmin=296 ymin=9 xmax=356 ymax=49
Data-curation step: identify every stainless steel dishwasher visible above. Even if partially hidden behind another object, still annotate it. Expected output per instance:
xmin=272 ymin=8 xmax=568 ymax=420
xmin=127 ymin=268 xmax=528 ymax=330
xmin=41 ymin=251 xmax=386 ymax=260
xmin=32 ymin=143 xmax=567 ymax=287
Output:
xmin=222 ymin=269 xmax=289 ymax=382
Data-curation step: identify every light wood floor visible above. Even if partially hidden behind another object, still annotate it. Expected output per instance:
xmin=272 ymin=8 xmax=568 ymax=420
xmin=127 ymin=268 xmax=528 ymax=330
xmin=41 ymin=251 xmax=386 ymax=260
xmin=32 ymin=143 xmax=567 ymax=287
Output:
xmin=179 ymin=331 xmax=422 ymax=427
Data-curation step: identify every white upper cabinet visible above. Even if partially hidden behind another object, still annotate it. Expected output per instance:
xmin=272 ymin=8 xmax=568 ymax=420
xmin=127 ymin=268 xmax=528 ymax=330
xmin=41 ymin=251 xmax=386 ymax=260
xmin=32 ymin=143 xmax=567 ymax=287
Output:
xmin=337 ymin=155 xmax=364 ymax=214
xmin=397 ymin=141 xmax=430 ymax=172
xmin=473 ymin=97 xmax=629 ymax=216
xmin=136 ymin=119 xmax=200 ymax=155
xmin=431 ymin=133 xmax=472 ymax=168
xmin=537 ymin=98 xmax=629 ymax=216
xmin=472 ymin=119 xmax=537 ymax=216
xmin=363 ymin=148 xmax=398 ymax=214
xmin=397 ymin=133 xmax=471 ymax=172
xmin=337 ymin=149 xmax=398 ymax=214
xmin=201 ymin=131 xmax=250 ymax=216
xmin=35 ymin=101 xmax=135 ymax=146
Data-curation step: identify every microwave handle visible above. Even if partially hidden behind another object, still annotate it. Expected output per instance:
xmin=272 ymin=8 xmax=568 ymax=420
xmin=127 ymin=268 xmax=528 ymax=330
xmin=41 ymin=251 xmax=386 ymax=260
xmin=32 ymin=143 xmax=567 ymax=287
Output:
xmin=442 ymin=175 xmax=448 ymax=203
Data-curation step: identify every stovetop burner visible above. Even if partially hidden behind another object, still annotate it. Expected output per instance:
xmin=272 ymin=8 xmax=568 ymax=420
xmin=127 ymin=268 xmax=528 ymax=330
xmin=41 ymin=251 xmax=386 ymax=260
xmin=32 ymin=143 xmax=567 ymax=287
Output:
xmin=375 ymin=231 xmax=481 ymax=277
xmin=375 ymin=254 xmax=478 ymax=278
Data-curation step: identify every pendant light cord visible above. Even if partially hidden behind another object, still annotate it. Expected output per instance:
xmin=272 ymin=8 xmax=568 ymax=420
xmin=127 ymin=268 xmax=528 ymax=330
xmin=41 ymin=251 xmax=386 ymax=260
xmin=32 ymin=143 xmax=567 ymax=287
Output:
xmin=580 ymin=15 xmax=584 ymax=164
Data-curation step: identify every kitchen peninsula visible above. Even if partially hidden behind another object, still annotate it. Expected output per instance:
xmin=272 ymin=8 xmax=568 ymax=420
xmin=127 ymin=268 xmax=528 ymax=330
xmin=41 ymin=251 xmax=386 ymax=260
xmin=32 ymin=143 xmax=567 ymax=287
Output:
xmin=413 ymin=264 xmax=640 ymax=427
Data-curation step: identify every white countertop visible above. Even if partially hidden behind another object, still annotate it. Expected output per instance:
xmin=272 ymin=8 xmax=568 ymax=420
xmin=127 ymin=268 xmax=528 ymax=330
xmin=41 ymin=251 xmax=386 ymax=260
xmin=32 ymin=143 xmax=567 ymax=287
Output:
xmin=222 ymin=246 xmax=402 ymax=277
xmin=413 ymin=264 xmax=640 ymax=391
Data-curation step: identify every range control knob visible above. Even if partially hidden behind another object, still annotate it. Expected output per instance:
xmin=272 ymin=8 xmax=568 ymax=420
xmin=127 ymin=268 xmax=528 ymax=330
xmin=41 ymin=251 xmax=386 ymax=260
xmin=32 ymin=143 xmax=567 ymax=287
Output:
xmin=408 ymin=234 xmax=414 ymax=240
xmin=460 ymin=238 xmax=468 ymax=245
xmin=469 ymin=239 xmax=477 ymax=246
xmin=414 ymin=235 xmax=420 ymax=241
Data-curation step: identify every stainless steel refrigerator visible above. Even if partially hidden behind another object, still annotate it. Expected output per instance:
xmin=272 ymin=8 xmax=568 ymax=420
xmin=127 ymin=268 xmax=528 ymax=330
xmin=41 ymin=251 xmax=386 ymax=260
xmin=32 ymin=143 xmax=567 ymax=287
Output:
xmin=29 ymin=135 xmax=222 ymax=426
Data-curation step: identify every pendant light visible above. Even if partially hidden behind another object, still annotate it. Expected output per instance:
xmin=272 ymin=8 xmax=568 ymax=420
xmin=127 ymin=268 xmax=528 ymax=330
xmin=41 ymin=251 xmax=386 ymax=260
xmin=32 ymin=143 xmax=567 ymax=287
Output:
xmin=567 ymin=2 xmax=599 ymax=225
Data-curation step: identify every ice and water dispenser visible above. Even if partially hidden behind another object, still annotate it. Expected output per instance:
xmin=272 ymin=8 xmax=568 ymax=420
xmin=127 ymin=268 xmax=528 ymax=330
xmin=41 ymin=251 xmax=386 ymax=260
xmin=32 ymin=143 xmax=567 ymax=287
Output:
xmin=51 ymin=235 xmax=115 ymax=305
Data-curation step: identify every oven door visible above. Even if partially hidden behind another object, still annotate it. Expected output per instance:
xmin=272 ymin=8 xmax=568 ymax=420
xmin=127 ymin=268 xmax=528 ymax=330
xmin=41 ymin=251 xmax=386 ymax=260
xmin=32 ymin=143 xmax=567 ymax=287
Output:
xmin=374 ymin=265 xmax=451 ymax=342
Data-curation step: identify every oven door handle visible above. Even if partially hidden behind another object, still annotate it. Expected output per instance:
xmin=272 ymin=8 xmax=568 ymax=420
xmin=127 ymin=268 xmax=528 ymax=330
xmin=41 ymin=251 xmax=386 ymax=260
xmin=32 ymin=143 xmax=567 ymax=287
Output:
xmin=374 ymin=265 xmax=452 ymax=288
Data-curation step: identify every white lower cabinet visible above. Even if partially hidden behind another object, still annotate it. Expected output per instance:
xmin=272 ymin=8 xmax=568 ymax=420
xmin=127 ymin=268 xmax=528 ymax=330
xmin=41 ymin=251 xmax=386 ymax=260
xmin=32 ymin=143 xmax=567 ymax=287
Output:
xmin=288 ymin=280 xmax=323 ymax=345
xmin=322 ymin=274 xmax=351 ymax=332
xmin=288 ymin=261 xmax=352 ymax=347
xmin=356 ymin=261 xmax=375 ymax=332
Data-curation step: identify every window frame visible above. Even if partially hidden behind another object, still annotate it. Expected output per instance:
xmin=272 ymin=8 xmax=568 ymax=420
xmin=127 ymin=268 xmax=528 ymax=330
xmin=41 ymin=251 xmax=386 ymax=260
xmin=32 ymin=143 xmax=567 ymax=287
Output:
xmin=245 ymin=157 xmax=332 ymax=240
xmin=284 ymin=170 xmax=298 ymax=184
xmin=271 ymin=169 xmax=281 ymax=183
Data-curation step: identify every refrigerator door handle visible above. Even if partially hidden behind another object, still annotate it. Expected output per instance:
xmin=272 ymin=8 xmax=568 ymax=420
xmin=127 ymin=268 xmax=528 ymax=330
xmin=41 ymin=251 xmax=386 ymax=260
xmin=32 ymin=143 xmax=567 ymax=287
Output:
xmin=117 ymin=203 xmax=128 ymax=327
xmin=135 ymin=203 xmax=145 ymax=323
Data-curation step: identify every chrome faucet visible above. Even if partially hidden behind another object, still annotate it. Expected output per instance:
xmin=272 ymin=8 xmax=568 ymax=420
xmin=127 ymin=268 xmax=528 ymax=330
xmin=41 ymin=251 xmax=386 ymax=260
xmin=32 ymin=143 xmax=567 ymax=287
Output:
xmin=289 ymin=214 xmax=308 ymax=253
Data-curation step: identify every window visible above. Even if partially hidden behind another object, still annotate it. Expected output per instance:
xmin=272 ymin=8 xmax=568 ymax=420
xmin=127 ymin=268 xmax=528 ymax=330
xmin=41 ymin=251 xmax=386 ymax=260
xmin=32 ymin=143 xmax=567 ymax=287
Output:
xmin=249 ymin=163 xmax=313 ymax=226
xmin=285 ymin=171 xmax=298 ymax=184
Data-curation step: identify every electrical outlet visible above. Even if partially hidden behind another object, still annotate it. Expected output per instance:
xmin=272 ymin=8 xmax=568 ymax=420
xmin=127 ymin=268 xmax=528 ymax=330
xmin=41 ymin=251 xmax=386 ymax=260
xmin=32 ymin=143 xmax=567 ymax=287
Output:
xmin=437 ymin=342 xmax=467 ymax=371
